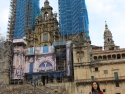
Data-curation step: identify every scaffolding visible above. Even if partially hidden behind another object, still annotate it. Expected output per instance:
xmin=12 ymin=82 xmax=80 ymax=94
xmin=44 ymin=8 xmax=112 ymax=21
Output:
xmin=6 ymin=0 xmax=40 ymax=85
xmin=13 ymin=0 xmax=40 ymax=39
xmin=59 ymin=0 xmax=89 ymax=37
xmin=7 ymin=0 xmax=17 ymax=85
xmin=27 ymin=0 xmax=40 ymax=30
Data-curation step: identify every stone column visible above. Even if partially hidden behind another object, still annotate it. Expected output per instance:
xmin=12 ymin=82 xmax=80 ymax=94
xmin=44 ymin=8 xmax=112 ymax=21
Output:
xmin=120 ymin=54 xmax=122 ymax=59
xmin=116 ymin=54 xmax=117 ymax=59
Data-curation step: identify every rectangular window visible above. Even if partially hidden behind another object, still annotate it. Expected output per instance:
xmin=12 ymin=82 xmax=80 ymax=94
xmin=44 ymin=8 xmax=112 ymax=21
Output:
xmin=114 ymin=72 xmax=119 ymax=80
xmin=43 ymin=33 xmax=48 ymax=42
xmin=104 ymin=70 xmax=108 ymax=74
xmin=95 ymin=67 xmax=98 ymax=71
xmin=91 ymin=76 xmax=94 ymax=81
xmin=43 ymin=46 xmax=48 ymax=53
xmin=30 ymin=47 xmax=34 ymax=54
xmin=115 ymin=83 xmax=120 ymax=87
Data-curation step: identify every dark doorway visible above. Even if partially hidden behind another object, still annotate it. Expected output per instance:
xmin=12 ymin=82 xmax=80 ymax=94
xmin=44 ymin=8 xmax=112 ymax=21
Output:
xmin=42 ymin=76 xmax=48 ymax=85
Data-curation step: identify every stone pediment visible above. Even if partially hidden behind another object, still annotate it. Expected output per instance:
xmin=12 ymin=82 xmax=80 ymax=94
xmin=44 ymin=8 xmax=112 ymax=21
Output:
xmin=72 ymin=32 xmax=86 ymax=46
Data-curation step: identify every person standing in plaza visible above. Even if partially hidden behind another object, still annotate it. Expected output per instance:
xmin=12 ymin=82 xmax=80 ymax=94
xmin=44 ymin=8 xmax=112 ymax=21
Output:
xmin=89 ymin=81 xmax=103 ymax=94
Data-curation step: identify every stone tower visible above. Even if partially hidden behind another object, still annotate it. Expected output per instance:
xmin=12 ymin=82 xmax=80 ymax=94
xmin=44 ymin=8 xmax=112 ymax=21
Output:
xmin=104 ymin=21 xmax=119 ymax=50
xmin=26 ymin=0 xmax=60 ymax=47
xmin=72 ymin=32 xmax=92 ymax=80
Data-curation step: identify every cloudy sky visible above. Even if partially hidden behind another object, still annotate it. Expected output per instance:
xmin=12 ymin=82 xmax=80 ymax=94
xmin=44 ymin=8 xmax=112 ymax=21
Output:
xmin=0 ymin=0 xmax=125 ymax=48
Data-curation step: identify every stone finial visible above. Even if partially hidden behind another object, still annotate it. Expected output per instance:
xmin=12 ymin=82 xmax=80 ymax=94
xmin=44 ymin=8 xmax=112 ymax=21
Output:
xmin=44 ymin=0 xmax=49 ymax=7
xmin=105 ymin=21 xmax=108 ymax=29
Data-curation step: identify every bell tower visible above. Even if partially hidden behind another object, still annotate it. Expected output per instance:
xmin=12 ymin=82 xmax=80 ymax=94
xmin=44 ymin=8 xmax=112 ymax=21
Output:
xmin=104 ymin=21 xmax=119 ymax=50
xmin=72 ymin=32 xmax=92 ymax=80
xmin=26 ymin=0 xmax=60 ymax=47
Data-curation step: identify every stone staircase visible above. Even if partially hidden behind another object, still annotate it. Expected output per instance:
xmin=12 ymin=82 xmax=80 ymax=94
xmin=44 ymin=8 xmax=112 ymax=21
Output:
xmin=0 ymin=82 xmax=7 ymax=94
xmin=0 ymin=69 xmax=8 ymax=94
xmin=0 ymin=84 xmax=68 ymax=94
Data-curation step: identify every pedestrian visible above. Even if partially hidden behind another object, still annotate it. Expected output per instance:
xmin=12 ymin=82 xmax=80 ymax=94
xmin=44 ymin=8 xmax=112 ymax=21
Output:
xmin=89 ymin=81 xmax=103 ymax=94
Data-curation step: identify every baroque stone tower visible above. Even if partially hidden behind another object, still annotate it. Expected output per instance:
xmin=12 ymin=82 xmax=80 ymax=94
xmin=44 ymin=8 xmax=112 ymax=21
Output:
xmin=26 ymin=0 xmax=60 ymax=47
xmin=72 ymin=32 xmax=92 ymax=80
xmin=104 ymin=21 xmax=119 ymax=50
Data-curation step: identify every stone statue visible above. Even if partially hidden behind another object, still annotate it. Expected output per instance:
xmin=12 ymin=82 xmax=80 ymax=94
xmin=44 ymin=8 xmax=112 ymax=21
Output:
xmin=35 ymin=15 xmax=39 ymax=24
xmin=53 ymin=13 xmax=57 ymax=18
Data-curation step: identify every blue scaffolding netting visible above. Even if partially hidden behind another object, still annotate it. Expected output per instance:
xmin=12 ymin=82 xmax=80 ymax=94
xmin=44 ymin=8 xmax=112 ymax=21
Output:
xmin=58 ymin=0 xmax=89 ymax=37
xmin=14 ymin=0 xmax=40 ymax=39
xmin=28 ymin=0 xmax=40 ymax=30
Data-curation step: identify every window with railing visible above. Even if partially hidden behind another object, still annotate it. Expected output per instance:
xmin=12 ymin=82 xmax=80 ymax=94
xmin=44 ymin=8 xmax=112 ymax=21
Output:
xmin=91 ymin=76 xmax=94 ymax=81
xmin=114 ymin=72 xmax=119 ymax=80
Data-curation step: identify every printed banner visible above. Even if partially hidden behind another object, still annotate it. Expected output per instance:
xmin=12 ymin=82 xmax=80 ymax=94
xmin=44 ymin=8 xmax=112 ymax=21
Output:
xmin=13 ymin=46 xmax=25 ymax=79
xmin=25 ymin=54 xmax=56 ymax=73
xmin=25 ymin=56 xmax=35 ymax=73
xmin=12 ymin=44 xmax=74 ymax=79
xmin=66 ymin=41 xmax=72 ymax=76
xmin=28 ymin=47 xmax=34 ymax=55
xmin=35 ymin=47 xmax=42 ymax=55
xmin=26 ymin=46 xmax=55 ymax=55
xmin=35 ymin=54 xmax=56 ymax=72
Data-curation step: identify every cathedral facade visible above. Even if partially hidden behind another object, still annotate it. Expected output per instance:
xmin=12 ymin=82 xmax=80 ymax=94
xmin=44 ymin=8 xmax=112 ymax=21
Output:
xmin=1 ymin=0 xmax=125 ymax=94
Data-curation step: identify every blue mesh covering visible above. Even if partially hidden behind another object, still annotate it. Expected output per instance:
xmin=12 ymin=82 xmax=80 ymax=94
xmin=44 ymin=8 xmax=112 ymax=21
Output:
xmin=28 ymin=0 xmax=40 ymax=30
xmin=14 ymin=0 xmax=40 ymax=39
xmin=59 ymin=0 xmax=89 ymax=37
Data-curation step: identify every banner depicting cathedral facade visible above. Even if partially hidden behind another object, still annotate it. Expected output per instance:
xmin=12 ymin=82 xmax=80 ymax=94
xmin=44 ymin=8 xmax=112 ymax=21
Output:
xmin=12 ymin=44 xmax=73 ymax=79
xmin=25 ymin=46 xmax=56 ymax=73
xmin=25 ymin=54 xmax=56 ymax=73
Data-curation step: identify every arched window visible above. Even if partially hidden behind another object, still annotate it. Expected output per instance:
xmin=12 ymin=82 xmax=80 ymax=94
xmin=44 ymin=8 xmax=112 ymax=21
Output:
xmin=98 ymin=56 xmax=102 ymax=60
xmin=112 ymin=54 xmax=116 ymax=59
xmin=108 ymin=38 xmax=110 ymax=42
xmin=44 ymin=12 xmax=48 ymax=20
xmin=103 ymin=55 xmax=107 ymax=60
xmin=117 ymin=54 xmax=121 ymax=59
xmin=122 ymin=54 xmax=125 ymax=59
xmin=108 ymin=55 xmax=111 ymax=60
xmin=94 ymin=56 xmax=97 ymax=61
